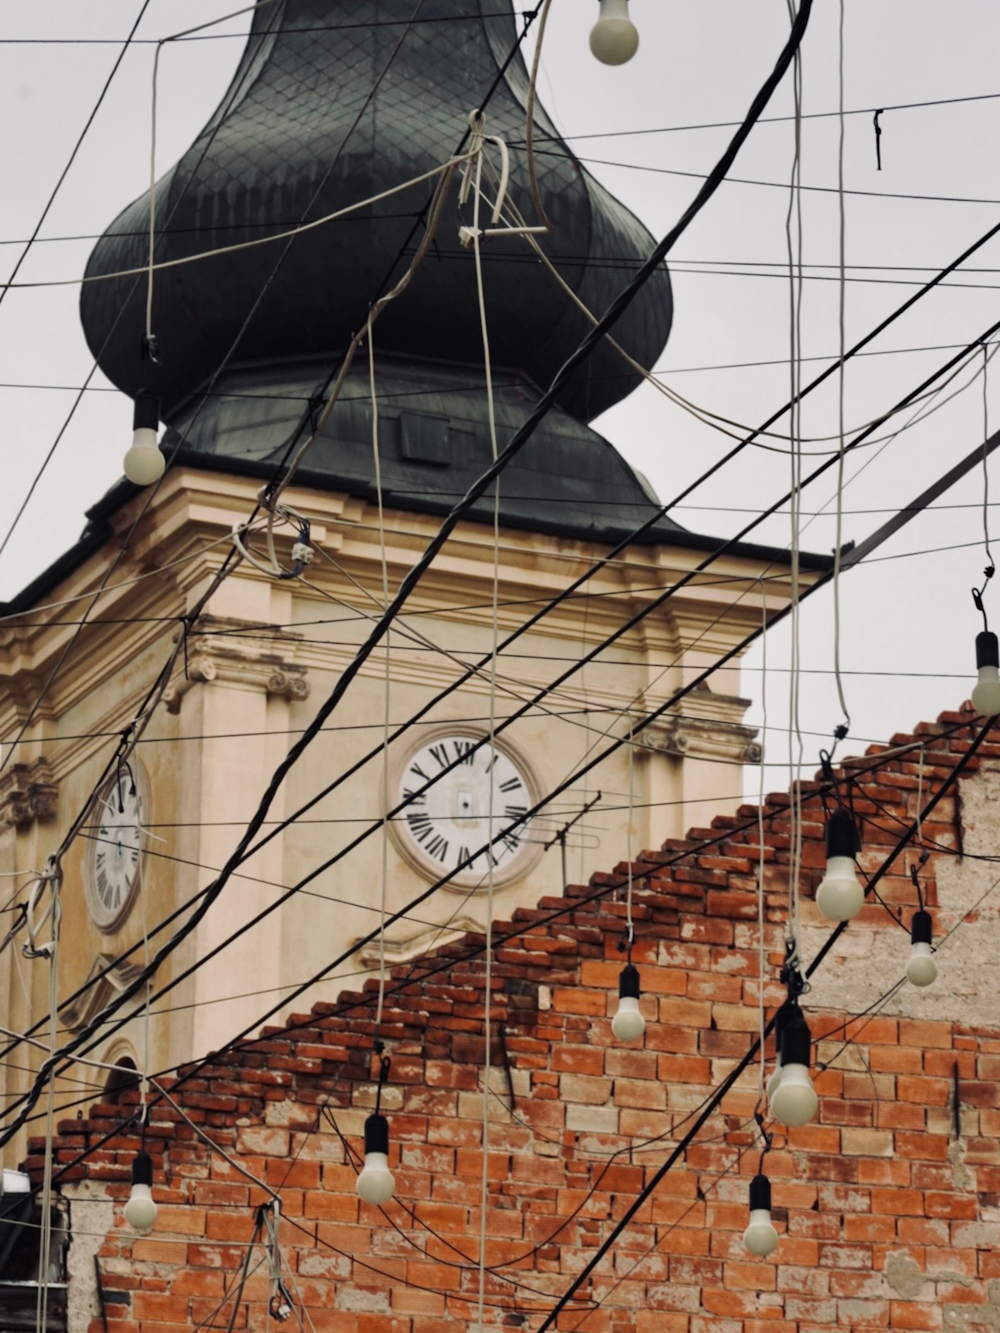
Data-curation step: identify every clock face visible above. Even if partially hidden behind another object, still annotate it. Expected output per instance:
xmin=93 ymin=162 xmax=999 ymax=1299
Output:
xmin=393 ymin=733 xmax=537 ymax=889
xmin=85 ymin=768 xmax=148 ymax=932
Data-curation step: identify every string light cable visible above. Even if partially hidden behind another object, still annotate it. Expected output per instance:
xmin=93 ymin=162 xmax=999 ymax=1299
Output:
xmin=525 ymin=715 xmax=995 ymax=1333
xmin=12 ymin=414 xmax=989 ymax=1141
xmin=0 ymin=0 xmax=820 ymax=1117
xmin=15 ymin=717 xmax=992 ymax=1317
xmin=0 ymin=0 xmax=449 ymax=972
xmin=6 ymin=306 xmax=997 ymax=1097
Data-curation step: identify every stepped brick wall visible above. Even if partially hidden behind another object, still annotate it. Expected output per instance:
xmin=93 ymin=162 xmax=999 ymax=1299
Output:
xmin=30 ymin=710 xmax=1000 ymax=1333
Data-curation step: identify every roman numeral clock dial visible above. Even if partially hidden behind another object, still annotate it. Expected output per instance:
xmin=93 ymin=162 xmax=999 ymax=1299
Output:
xmin=392 ymin=734 xmax=538 ymax=890
xmin=84 ymin=767 xmax=149 ymax=932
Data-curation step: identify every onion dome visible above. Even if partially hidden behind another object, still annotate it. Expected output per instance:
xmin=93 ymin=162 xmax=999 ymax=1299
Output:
xmin=80 ymin=0 xmax=672 ymax=426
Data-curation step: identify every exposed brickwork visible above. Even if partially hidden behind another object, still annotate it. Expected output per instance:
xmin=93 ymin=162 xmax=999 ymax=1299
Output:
xmin=33 ymin=710 xmax=1000 ymax=1333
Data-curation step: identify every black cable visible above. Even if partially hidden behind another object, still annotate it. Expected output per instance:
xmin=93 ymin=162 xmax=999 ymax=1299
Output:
xmin=17 ymin=715 xmax=988 ymax=1308
xmin=0 ymin=0 xmax=154 ymax=315
xmin=534 ymin=145 xmax=1000 ymax=209
xmin=0 ymin=0 xmax=813 ymax=1119
xmin=3 ymin=297 xmax=988 ymax=1095
xmin=529 ymin=717 xmax=993 ymax=1333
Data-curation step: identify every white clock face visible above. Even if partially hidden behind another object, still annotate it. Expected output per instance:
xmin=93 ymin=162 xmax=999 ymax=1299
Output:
xmin=85 ymin=769 xmax=148 ymax=932
xmin=394 ymin=734 xmax=536 ymax=889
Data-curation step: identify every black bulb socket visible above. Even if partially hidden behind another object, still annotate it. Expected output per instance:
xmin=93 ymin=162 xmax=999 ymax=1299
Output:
xmin=749 ymin=1174 xmax=772 ymax=1212
xmin=131 ymin=1151 xmax=153 ymax=1188
xmin=825 ymin=809 xmax=861 ymax=859
xmin=779 ymin=1013 xmax=812 ymax=1069
xmin=133 ymin=390 xmax=160 ymax=433
xmin=911 ymin=909 xmax=933 ymax=947
xmin=618 ymin=962 xmax=641 ymax=1001
xmin=977 ymin=631 xmax=1000 ymax=670
xmin=364 ymin=1112 xmax=389 ymax=1156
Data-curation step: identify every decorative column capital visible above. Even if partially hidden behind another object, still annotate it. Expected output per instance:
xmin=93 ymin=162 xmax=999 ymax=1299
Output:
xmin=162 ymin=617 xmax=310 ymax=713
xmin=0 ymin=757 xmax=58 ymax=828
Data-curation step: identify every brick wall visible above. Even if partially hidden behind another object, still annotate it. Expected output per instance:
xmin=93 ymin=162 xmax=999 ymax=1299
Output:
xmin=33 ymin=710 xmax=1000 ymax=1333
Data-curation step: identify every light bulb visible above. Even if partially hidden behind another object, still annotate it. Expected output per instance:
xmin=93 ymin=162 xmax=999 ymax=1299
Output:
xmin=589 ymin=0 xmax=639 ymax=65
xmin=906 ymin=909 xmax=937 ymax=987
xmin=769 ymin=1012 xmax=817 ymax=1128
xmin=356 ymin=1113 xmax=395 ymax=1205
xmin=611 ymin=963 xmax=645 ymax=1042
xmin=815 ymin=810 xmax=864 ymax=921
xmin=765 ymin=1056 xmax=782 ymax=1101
xmin=743 ymin=1175 xmax=778 ymax=1257
xmin=972 ymin=631 xmax=1000 ymax=716
xmin=770 ymin=1063 xmax=819 ymax=1128
xmin=124 ymin=1151 xmax=157 ymax=1234
xmin=765 ymin=1002 xmax=793 ymax=1099
xmin=124 ymin=391 xmax=165 ymax=486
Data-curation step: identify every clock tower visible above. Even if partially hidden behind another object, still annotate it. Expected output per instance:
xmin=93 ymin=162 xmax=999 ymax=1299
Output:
xmin=0 ymin=0 xmax=827 ymax=1161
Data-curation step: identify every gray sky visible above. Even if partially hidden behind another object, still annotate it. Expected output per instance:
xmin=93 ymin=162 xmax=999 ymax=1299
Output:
xmin=3 ymin=0 xmax=1000 ymax=796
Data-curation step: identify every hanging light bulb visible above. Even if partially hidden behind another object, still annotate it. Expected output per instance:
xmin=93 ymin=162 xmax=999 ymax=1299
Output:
xmin=765 ymin=1002 xmax=793 ymax=1100
xmin=816 ymin=809 xmax=864 ymax=922
xmin=589 ymin=0 xmax=639 ymax=66
xmin=123 ymin=1151 xmax=157 ymax=1234
xmin=743 ymin=1173 xmax=779 ymax=1256
xmin=972 ymin=630 xmax=1000 ymax=717
xmin=906 ymin=909 xmax=938 ymax=987
xmin=123 ymin=390 xmax=165 ymax=486
xmin=356 ymin=1113 xmax=395 ymax=1205
xmin=769 ymin=1011 xmax=818 ymax=1128
xmin=611 ymin=962 xmax=645 ymax=1042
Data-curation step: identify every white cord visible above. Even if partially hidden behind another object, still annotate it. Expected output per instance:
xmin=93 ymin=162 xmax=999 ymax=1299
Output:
xmin=35 ymin=876 xmax=61 ymax=1333
xmin=831 ymin=0 xmax=850 ymax=732
xmin=984 ymin=345 xmax=994 ymax=566
xmin=782 ymin=0 xmax=806 ymax=963
xmin=757 ymin=579 xmax=768 ymax=1097
xmin=369 ymin=317 xmax=390 ymax=1034
xmin=625 ymin=710 xmax=635 ymax=940
xmin=4 ymin=155 xmax=473 ymax=292
xmin=470 ymin=134 xmax=502 ymax=1333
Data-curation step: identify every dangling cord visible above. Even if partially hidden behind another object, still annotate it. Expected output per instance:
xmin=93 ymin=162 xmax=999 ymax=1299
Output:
xmin=471 ymin=138 xmax=502 ymax=1333
xmin=626 ymin=709 xmax=636 ymax=939
xmin=753 ymin=1109 xmax=774 ymax=1174
xmin=757 ymin=579 xmax=769 ymax=1101
xmin=525 ymin=0 xmax=554 ymax=232
xmin=35 ymin=865 xmax=62 ymax=1333
xmin=144 ymin=42 xmax=164 ymax=363
xmin=369 ymin=316 xmax=390 ymax=1037
xmin=785 ymin=0 xmax=806 ymax=959
xmin=831 ymin=0 xmax=850 ymax=738
xmin=373 ymin=1047 xmax=391 ymax=1117
xmin=265 ymin=1198 xmax=294 ymax=1323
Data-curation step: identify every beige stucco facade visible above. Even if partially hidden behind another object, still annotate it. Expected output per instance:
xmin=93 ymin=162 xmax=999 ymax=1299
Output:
xmin=0 ymin=465 xmax=811 ymax=1168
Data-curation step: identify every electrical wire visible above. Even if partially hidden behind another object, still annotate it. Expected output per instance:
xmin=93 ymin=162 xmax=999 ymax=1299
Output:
xmin=6 ymin=307 xmax=991 ymax=1094
xmin=0 ymin=0 xmax=154 ymax=317
xmin=0 ymin=0 xmax=816 ymax=1130
xmin=20 ymin=719 xmax=990 ymax=1319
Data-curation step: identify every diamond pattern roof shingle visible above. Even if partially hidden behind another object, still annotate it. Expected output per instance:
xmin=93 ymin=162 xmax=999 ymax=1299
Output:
xmin=80 ymin=0 xmax=672 ymax=425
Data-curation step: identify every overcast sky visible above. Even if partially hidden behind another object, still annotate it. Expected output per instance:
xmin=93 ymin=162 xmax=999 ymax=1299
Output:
xmin=3 ymin=1 xmax=1000 ymax=799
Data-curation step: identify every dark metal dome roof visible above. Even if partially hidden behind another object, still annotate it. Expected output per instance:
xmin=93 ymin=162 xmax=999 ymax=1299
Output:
xmin=80 ymin=0 xmax=672 ymax=424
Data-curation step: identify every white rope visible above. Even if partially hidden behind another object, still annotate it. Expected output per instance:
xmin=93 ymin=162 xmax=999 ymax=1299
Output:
xmin=369 ymin=317 xmax=391 ymax=1034
xmin=470 ymin=134 xmax=502 ymax=1333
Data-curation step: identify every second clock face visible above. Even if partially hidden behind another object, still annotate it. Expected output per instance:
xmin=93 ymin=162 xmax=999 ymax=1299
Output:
xmin=85 ymin=768 xmax=148 ymax=932
xmin=395 ymin=734 xmax=535 ymax=888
